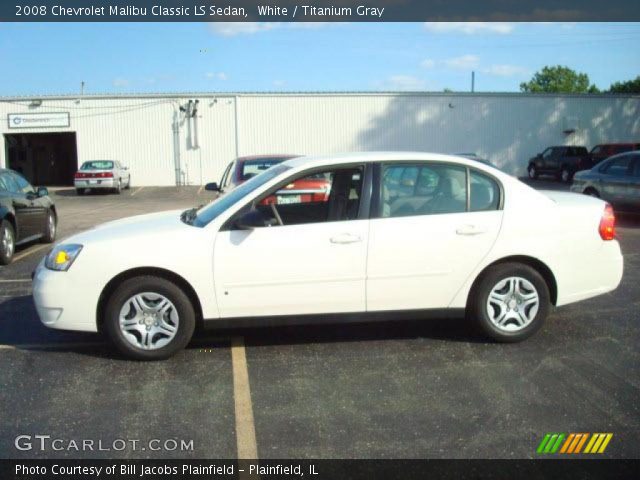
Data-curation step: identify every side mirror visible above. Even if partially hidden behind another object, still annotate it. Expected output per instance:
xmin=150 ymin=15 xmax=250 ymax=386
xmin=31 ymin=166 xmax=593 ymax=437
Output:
xmin=36 ymin=187 xmax=49 ymax=197
xmin=234 ymin=209 xmax=266 ymax=230
xmin=205 ymin=182 xmax=220 ymax=192
xmin=123 ymin=166 xmax=129 ymax=170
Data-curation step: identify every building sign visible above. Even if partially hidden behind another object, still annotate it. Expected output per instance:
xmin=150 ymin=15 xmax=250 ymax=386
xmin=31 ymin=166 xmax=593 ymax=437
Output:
xmin=8 ymin=112 xmax=70 ymax=129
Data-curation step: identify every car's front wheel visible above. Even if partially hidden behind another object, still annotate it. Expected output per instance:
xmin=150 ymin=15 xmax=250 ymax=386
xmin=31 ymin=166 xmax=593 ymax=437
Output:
xmin=527 ymin=164 xmax=538 ymax=180
xmin=41 ymin=209 xmax=56 ymax=243
xmin=560 ymin=167 xmax=572 ymax=183
xmin=0 ymin=220 xmax=16 ymax=265
xmin=104 ymin=276 xmax=196 ymax=360
xmin=468 ymin=263 xmax=550 ymax=342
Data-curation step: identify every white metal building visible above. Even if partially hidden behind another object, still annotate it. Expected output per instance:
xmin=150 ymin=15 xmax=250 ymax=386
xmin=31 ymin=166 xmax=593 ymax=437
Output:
xmin=1 ymin=92 xmax=639 ymax=186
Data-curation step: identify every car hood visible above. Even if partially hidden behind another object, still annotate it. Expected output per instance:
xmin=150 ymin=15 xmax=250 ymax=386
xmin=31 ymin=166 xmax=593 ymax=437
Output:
xmin=63 ymin=209 xmax=191 ymax=245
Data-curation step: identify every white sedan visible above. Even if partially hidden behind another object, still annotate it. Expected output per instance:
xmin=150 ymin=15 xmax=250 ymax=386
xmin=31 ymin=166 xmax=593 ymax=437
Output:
xmin=33 ymin=153 xmax=623 ymax=360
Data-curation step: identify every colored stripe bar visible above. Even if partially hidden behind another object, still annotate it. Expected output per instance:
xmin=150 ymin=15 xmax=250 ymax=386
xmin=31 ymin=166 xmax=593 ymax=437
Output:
xmin=584 ymin=433 xmax=599 ymax=453
xmin=544 ymin=434 xmax=559 ymax=453
xmin=537 ymin=434 xmax=552 ymax=454
xmin=560 ymin=433 xmax=575 ymax=454
xmin=591 ymin=433 xmax=606 ymax=453
xmin=550 ymin=433 xmax=566 ymax=453
xmin=574 ymin=433 xmax=589 ymax=453
xmin=598 ymin=434 xmax=613 ymax=453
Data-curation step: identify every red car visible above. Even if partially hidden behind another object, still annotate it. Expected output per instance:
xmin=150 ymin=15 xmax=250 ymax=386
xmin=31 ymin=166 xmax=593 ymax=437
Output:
xmin=207 ymin=155 xmax=331 ymax=204
xmin=590 ymin=143 xmax=640 ymax=165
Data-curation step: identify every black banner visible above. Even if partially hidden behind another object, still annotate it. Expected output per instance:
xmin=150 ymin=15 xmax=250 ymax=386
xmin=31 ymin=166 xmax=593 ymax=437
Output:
xmin=2 ymin=0 xmax=640 ymax=22
xmin=2 ymin=459 xmax=640 ymax=480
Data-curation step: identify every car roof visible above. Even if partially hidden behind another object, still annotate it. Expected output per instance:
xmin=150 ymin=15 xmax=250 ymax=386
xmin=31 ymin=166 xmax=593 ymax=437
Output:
xmin=594 ymin=143 xmax=639 ymax=147
xmin=237 ymin=154 xmax=298 ymax=162
xmin=283 ymin=151 xmax=503 ymax=172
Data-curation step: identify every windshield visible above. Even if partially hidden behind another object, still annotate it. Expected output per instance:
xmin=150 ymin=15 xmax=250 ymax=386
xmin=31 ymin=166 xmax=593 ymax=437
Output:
xmin=241 ymin=158 xmax=287 ymax=180
xmin=191 ymin=164 xmax=290 ymax=227
xmin=81 ymin=161 xmax=114 ymax=170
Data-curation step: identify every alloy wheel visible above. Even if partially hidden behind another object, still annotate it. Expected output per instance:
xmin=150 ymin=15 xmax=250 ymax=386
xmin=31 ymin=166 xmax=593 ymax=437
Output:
xmin=1 ymin=227 xmax=14 ymax=258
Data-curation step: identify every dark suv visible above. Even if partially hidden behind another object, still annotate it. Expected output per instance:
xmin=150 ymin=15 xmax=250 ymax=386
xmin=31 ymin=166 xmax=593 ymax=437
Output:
xmin=527 ymin=146 xmax=591 ymax=183
xmin=0 ymin=169 xmax=57 ymax=264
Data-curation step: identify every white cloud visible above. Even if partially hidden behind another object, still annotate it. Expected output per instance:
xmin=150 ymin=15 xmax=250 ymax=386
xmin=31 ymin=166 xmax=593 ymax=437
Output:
xmin=273 ymin=80 xmax=286 ymax=87
xmin=481 ymin=64 xmax=529 ymax=77
xmin=424 ymin=22 xmax=514 ymax=35
xmin=379 ymin=75 xmax=427 ymax=91
xmin=208 ymin=22 xmax=277 ymax=36
xmin=208 ymin=22 xmax=334 ymax=37
xmin=444 ymin=55 xmax=480 ymax=70
xmin=421 ymin=59 xmax=435 ymax=69
xmin=206 ymin=72 xmax=228 ymax=80
xmin=112 ymin=77 xmax=130 ymax=88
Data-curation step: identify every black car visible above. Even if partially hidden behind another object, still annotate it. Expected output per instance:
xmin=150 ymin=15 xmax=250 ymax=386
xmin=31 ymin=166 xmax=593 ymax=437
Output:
xmin=0 ymin=169 xmax=57 ymax=264
xmin=527 ymin=146 xmax=591 ymax=183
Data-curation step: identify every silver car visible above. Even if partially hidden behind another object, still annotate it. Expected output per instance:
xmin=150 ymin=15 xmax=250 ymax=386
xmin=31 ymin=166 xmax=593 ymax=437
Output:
xmin=74 ymin=160 xmax=131 ymax=195
xmin=571 ymin=151 xmax=640 ymax=213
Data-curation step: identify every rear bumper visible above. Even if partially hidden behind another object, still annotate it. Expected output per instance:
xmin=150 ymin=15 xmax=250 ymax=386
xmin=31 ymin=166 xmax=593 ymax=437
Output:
xmin=74 ymin=179 xmax=116 ymax=189
xmin=556 ymin=240 xmax=624 ymax=306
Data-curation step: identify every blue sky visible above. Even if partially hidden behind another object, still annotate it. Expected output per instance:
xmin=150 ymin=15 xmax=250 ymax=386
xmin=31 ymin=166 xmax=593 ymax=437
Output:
xmin=1 ymin=22 xmax=639 ymax=95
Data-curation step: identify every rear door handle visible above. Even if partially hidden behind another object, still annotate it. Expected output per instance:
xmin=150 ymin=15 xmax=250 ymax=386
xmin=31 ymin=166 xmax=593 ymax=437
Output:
xmin=330 ymin=233 xmax=362 ymax=244
xmin=456 ymin=225 xmax=486 ymax=236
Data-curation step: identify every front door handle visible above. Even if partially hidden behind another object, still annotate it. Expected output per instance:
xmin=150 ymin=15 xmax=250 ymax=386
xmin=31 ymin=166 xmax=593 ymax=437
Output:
xmin=330 ymin=233 xmax=362 ymax=244
xmin=456 ymin=225 xmax=486 ymax=236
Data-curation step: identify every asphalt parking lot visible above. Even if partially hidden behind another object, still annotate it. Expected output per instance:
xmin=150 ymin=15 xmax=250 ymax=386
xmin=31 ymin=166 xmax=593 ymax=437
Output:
xmin=1 ymin=180 xmax=639 ymax=459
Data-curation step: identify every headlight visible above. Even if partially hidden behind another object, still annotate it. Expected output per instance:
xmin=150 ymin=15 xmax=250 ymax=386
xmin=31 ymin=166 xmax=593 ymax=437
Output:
xmin=45 ymin=244 xmax=83 ymax=271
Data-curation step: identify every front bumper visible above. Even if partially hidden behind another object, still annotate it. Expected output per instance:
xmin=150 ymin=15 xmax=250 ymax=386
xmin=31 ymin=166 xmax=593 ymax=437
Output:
xmin=74 ymin=178 xmax=116 ymax=189
xmin=32 ymin=260 xmax=99 ymax=332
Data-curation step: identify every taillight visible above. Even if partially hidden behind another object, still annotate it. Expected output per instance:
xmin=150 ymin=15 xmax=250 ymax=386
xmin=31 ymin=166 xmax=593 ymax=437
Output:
xmin=599 ymin=204 xmax=616 ymax=241
xmin=75 ymin=172 xmax=86 ymax=178
xmin=99 ymin=172 xmax=113 ymax=178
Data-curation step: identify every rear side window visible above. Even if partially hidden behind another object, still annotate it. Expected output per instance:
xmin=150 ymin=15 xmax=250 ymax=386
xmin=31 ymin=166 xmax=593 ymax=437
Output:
xmin=470 ymin=171 xmax=500 ymax=211
xmin=602 ymin=156 xmax=631 ymax=176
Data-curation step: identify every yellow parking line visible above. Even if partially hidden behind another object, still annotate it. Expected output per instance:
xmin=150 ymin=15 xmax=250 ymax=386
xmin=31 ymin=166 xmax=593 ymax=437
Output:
xmin=131 ymin=187 xmax=145 ymax=196
xmin=12 ymin=244 xmax=48 ymax=263
xmin=231 ymin=336 xmax=258 ymax=460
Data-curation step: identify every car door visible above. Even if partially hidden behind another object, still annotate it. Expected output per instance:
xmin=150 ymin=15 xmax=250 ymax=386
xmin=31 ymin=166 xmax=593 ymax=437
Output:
xmin=12 ymin=172 xmax=47 ymax=237
xmin=1 ymin=173 xmax=34 ymax=240
xmin=367 ymin=162 xmax=503 ymax=311
xmin=600 ymin=155 xmax=632 ymax=207
xmin=627 ymin=157 xmax=640 ymax=210
xmin=213 ymin=165 xmax=369 ymax=318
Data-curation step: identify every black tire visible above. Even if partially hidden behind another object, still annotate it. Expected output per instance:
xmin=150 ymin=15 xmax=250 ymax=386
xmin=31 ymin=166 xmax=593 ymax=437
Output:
xmin=41 ymin=209 xmax=57 ymax=244
xmin=125 ymin=177 xmax=131 ymax=189
xmin=76 ymin=188 xmax=85 ymax=195
xmin=584 ymin=188 xmax=600 ymax=198
xmin=527 ymin=164 xmax=538 ymax=180
xmin=467 ymin=262 xmax=550 ymax=343
xmin=0 ymin=220 xmax=16 ymax=265
xmin=560 ymin=167 xmax=572 ymax=183
xmin=103 ymin=276 xmax=196 ymax=360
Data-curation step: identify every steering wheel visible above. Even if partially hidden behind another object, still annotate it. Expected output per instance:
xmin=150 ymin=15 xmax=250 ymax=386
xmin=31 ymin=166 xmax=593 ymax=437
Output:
xmin=270 ymin=202 xmax=284 ymax=226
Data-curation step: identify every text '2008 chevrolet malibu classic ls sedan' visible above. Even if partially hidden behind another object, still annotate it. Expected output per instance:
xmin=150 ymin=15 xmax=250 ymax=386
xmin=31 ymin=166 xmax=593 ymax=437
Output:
xmin=33 ymin=153 xmax=623 ymax=360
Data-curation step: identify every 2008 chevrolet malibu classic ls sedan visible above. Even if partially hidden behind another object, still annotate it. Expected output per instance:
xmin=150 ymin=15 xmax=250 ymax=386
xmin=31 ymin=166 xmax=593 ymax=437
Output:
xmin=33 ymin=153 xmax=623 ymax=360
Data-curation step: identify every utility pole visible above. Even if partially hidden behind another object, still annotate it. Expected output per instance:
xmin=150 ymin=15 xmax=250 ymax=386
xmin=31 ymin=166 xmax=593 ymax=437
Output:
xmin=471 ymin=71 xmax=475 ymax=93
xmin=80 ymin=81 xmax=85 ymax=96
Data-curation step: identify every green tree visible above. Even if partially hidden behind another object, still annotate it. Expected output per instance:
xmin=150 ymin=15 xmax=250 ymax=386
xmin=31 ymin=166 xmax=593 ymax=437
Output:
xmin=608 ymin=76 xmax=640 ymax=94
xmin=520 ymin=65 xmax=599 ymax=93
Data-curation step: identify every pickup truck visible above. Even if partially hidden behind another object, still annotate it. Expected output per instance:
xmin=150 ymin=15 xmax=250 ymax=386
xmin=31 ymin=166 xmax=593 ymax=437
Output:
xmin=527 ymin=146 xmax=591 ymax=183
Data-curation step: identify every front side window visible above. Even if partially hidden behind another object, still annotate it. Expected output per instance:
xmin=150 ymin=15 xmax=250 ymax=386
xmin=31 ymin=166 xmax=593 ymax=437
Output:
xmin=381 ymin=164 xmax=467 ymax=217
xmin=191 ymin=164 xmax=290 ymax=227
xmin=231 ymin=166 xmax=364 ymax=229
xmin=10 ymin=172 xmax=33 ymax=194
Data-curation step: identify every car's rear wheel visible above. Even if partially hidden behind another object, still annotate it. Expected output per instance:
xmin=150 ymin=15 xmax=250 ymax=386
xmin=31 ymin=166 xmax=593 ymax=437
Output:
xmin=114 ymin=180 xmax=122 ymax=195
xmin=104 ymin=276 xmax=196 ymax=360
xmin=76 ymin=188 xmax=85 ymax=195
xmin=527 ymin=164 xmax=538 ymax=180
xmin=468 ymin=263 xmax=550 ymax=342
xmin=584 ymin=188 xmax=600 ymax=198
xmin=125 ymin=177 xmax=131 ymax=189
xmin=0 ymin=220 xmax=16 ymax=265
xmin=41 ymin=209 xmax=57 ymax=243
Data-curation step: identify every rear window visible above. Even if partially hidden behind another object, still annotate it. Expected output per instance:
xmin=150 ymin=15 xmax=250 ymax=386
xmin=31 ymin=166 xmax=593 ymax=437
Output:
xmin=81 ymin=161 xmax=114 ymax=170
xmin=241 ymin=158 xmax=286 ymax=180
